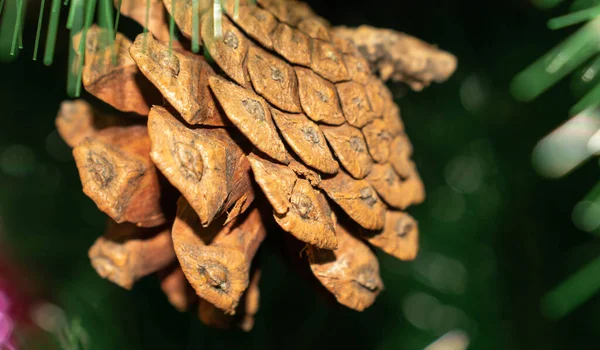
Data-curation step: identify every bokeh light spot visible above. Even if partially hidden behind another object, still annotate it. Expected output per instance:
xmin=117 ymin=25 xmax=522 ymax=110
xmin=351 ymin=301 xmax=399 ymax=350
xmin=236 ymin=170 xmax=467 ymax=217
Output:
xmin=402 ymin=292 xmax=440 ymax=331
xmin=430 ymin=187 xmax=467 ymax=222
xmin=572 ymin=200 xmax=600 ymax=232
xmin=413 ymin=252 xmax=468 ymax=295
xmin=0 ymin=313 xmax=14 ymax=345
xmin=444 ymin=156 xmax=484 ymax=194
xmin=0 ymin=144 xmax=36 ymax=177
xmin=460 ymin=74 xmax=489 ymax=113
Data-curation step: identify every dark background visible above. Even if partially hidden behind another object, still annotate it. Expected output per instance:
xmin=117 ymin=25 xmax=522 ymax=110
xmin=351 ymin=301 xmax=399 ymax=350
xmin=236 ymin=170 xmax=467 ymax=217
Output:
xmin=1 ymin=0 xmax=599 ymax=349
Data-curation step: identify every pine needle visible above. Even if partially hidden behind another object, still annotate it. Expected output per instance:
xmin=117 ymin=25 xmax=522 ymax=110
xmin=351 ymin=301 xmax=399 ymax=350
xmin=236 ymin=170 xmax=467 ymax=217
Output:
xmin=66 ymin=0 xmax=79 ymax=29
xmin=144 ymin=0 xmax=150 ymax=34
xmin=192 ymin=0 xmax=200 ymax=53
xmin=33 ymin=0 xmax=47 ymax=60
xmin=233 ymin=0 xmax=239 ymax=20
xmin=213 ymin=0 xmax=222 ymax=39
xmin=10 ymin=0 xmax=23 ymax=55
xmin=143 ymin=0 xmax=149 ymax=51
xmin=570 ymin=0 xmax=600 ymax=12
xmin=169 ymin=0 xmax=175 ymax=52
xmin=113 ymin=0 xmax=123 ymax=36
xmin=66 ymin=0 xmax=84 ymax=96
xmin=572 ymin=181 xmax=600 ymax=232
xmin=43 ymin=0 xmax=62 ymax=65
xmin=548 ymin=5 xmax=600 ymax=29
xmin=99 ymin=0 xmax=115 ymax=41
xmin=74 ymin=0 xmax=98 ymax=97
xmin=511 ymin=18 xmax=600 ymax=102
xmin=98 ymin=0 xmax=115 ymax=65
xmin=571 ymin=81 xmax=600 ymax=115
xmin=571 ymin=54 xmax=600 ymax=94
xmin=533 ymin=0 xmax=566 ymax=9
xmin=541 ymin=255 xmax=600 ymax=320
xmin=17 ymin=0 xmax=26 ymax=50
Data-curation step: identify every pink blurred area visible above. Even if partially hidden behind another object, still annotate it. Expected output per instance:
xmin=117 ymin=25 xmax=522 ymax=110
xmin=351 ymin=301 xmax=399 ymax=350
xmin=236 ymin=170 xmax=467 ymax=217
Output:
xmin=0 ymin=251 xmax=44 ymax=349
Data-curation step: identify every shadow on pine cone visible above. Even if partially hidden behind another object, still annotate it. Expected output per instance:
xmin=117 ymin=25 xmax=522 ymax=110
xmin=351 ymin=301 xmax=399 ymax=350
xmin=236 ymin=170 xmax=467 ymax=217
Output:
xmin=55 ymin=0 xmax=457 ymax=330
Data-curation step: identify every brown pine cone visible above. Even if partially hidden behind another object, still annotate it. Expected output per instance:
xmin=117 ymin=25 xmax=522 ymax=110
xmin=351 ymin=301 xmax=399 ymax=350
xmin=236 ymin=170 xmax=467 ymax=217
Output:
xmin=56 ymin=0 xmax=456 ymax=330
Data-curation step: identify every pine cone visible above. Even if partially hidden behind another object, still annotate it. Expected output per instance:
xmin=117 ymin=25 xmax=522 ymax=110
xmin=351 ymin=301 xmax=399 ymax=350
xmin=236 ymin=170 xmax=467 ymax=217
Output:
xmin=56 ymin=0 xmax=456 ymax=329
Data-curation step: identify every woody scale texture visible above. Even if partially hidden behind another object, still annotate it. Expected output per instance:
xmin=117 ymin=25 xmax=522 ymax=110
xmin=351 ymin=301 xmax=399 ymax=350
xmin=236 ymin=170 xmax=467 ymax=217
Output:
xmin=55 ymin=0 xmax=457 ymax=330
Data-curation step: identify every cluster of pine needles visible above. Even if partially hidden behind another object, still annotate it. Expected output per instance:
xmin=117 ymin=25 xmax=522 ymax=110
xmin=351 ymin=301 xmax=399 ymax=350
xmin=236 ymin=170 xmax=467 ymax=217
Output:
xmin=0 ymin=0 xmax=246 ymax=96
xmin=512 ymin=0 xmax=600 ymax=320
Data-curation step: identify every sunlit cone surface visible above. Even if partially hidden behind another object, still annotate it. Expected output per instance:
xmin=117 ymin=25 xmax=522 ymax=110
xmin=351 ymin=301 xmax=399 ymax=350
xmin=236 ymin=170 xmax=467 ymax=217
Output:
xmin=55 ymin=0 xmax=456 ymax=330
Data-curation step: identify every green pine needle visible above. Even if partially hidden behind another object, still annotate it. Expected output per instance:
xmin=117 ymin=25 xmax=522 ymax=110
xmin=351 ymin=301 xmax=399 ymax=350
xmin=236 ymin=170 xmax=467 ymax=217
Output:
xmin=541 ymin=255 xmax=600 ymax=319
xmin=66 ymin=0 xmax=84 ymax=96
xmin=571 ymin=54 xmax=600 ymax=95
xmin=213 ymin=0 xmax=222 ymax=39
xmin=233 ymin=0 xmax=239 ymax=20
xmin=533 ymin=0 xmax=567 ymax=9
xmin=144 ymin=0 xmax=150 ymax=34
xmin=66 ymin=0 xmax=79 ymax=29
xmin=17 ymin=0 xmax=26 ymax=50
xmin=517 ymin=0 xmax=600 ymax=321
xmin=98 ymin=0 xmax=116 ymax=65
xmin=192 ymin=0 xmax=200 ymax=53
xmin=43 ymin=0 xmax=61 ymax=65
xmin=113 ymin=0 xmax=123 ymax=36
xmin=143 ymin=0 xmax=149 ymax=51
xmin=571 ymin=0 xmax=600 ymax=12
xmin=4 ymin=0 xmax=253 ymax=92
xmin=99 ymin=0 xmax=115 ymax=39
xmin=548 ymin=5 xmax=600 ymax=29
xmin=571 ymin=81 xmax=600 ymax=114
xmin=73 ymin=0 xmax=98 ymax=97
xmin=511 ymin=18 xmax=600 ymax=102
xmin=169 ymin=0 xmax=175 ymax=52
xmin=10 ymin=0 xmax=23 ymax=55
xmin=572 ymin=181 xmax=600 ymax=233
xmin=33 ymin=0 xmax=47 ymax=60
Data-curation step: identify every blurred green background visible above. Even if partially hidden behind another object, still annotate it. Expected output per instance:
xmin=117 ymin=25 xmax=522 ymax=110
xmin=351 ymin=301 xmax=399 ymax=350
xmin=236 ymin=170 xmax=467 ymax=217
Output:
xmin=1 ymin=0 xmax=599 ymax=349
